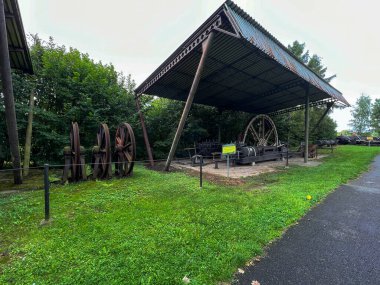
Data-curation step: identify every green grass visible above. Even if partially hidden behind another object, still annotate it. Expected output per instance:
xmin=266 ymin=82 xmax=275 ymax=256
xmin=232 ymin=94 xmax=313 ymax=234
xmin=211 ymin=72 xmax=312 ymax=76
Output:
xmin=0 ymin=169 xmax=62 ymax=193
xmin=0 ymin=145 xmax=379 ymax=284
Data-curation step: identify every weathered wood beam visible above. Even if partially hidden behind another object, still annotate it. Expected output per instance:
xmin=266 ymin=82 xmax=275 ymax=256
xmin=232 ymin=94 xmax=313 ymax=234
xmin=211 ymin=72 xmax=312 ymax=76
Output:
xmin=135 ymin=96 xmax=154 ymax=167
xmin=164 ymin=32 xmax=214 ymax=171
xmin=0 ymin=0 xmax=22 ymax=183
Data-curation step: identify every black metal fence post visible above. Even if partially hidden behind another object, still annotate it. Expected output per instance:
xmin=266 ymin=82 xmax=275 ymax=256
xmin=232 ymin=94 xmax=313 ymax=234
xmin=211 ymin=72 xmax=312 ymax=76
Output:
xmin=44 ymin=163 xmax=50 ymax=221
xmin=199 ymin=155 xmax=203 ymax=189
xmin=192 ymin=155 xmax=203 ymax=189
xmin=286 ymin=145 xmax=289 ymax=168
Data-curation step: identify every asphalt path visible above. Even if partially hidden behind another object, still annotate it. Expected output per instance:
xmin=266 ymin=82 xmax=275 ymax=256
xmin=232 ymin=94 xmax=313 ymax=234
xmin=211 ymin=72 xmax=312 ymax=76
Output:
xmin=237 ymin=155 xmax=380 ymax=285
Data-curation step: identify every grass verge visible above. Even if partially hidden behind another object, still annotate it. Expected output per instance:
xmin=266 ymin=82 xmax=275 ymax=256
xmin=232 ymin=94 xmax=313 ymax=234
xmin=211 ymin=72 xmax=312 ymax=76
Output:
xmin=0 ymin=145 xmax=379 ymax=284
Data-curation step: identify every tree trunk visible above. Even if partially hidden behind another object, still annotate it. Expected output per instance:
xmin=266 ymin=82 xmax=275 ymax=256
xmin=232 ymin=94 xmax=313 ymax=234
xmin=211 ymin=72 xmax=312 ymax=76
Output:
xmin=0 ymin=0 xmax=22 ymax=184
xmin=23 ymin=90 xmax=35 ymax=176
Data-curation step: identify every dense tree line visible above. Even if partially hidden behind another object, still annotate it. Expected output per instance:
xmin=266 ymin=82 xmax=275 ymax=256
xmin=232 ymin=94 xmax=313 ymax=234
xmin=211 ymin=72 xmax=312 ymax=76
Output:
xmin=0 ymin=37 xmax=338 ymax=168
xmin=0 ymin=36 xmax=138 ymax=167
xmin=143 ymin=98 xmax=250 ymax=158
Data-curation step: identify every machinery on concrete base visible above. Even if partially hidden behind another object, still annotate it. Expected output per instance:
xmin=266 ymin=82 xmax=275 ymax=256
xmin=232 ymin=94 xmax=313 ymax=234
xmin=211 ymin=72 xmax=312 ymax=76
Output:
xmin=236 ymin=114 xmax=287 ymax=165
xmin=237 ymin=145 xmax=287 ymax=164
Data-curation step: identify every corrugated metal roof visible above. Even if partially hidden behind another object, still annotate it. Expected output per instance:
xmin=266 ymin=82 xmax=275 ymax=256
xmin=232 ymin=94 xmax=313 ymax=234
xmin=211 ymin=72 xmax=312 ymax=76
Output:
xmin=135 ymin=0 xmax=349 ymax=113
xmin=225 ymin=1 xmax=349 ymax=106
xmin=4 ymin=0 xmax=33 ymax=73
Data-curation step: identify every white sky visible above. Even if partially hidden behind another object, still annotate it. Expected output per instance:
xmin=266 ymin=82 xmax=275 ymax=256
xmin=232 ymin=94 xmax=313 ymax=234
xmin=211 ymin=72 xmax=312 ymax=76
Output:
xmin=18 ymin=0 xmax=380 ymax=131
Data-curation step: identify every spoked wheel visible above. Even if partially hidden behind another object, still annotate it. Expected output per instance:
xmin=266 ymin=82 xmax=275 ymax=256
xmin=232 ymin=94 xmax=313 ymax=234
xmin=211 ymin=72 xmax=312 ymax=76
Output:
xmin=242 ymin=114 xmax=279 ymax=146
xmin=62 ymin=122 xmax=86 ymax=182
xmin=92 ymin=123 xmax=112 ymax=179
xmin=114 ymin=123 xmax=136 ymax=176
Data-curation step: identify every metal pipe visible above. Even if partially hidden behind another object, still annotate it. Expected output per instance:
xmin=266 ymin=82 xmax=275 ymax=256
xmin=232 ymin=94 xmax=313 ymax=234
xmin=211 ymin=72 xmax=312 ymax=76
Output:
xmin=164 ymin=32 xmax=214 ymax=171
xmin=0 ymin=0 xmax=22 ymax=184
xmin=227 ymin=154 xmax=230 ymax=177
xmin=304 ymin=84 xmax=310 ymax=163
xmin=135 ymin=97 xmax=154 ymax=167
xmin=286 ymin=112 xmax=290 ymax=168
xmin=44 ymin=164 xmax=50 ymax=221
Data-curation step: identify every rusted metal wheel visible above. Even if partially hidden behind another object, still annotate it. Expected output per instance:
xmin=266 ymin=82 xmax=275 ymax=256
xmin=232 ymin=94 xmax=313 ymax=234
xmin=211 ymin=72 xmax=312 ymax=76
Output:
xmin=243 ymin=114 xmax=279 ymax=146
xmin=62 ymin=122 xmax=87 ymax=182
xmin=114 ymin=123 xmax=136 ymax=176
xmin=92 ymin=123 xmax=112 ymax=179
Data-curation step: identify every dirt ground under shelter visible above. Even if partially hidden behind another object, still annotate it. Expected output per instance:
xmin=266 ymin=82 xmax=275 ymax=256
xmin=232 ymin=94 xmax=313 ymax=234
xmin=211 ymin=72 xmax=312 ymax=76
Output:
xmin=171 ymin=155 xmax=327 ymax=179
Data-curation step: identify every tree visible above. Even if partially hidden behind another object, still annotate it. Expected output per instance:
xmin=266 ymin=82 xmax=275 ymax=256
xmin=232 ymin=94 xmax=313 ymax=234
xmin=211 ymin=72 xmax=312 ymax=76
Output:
xmin=0 ymin=36 xmax=138 ymax=167
xmin=349 ymin=94 xmax=372 ymax=135
xmin=144 ymin=97 xmax=250 ymax=159
xmin=288 ymin=41 xmax=331 ymax=81
xmin=29 ymin=37 xmax=138 ymax=164
xmin=22 ymin=35 xmax=41 ymax=175
xmin=287 ymin=41 xmax=309 ymax=64
xmin=274 ymin=108 xmax=337 ymax=145
xmin=279 ymin=41 xmax=338 ymax=144
xmin=371 ymin=98 xmax=380 ymax=135
xmin=23 ymin=87 xmax=35 ymax=176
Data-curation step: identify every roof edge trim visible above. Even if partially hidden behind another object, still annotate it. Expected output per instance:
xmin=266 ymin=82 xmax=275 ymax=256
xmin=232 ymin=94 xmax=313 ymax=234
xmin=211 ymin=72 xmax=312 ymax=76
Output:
xmin=224 ymin=0 xmax=348 ymax=106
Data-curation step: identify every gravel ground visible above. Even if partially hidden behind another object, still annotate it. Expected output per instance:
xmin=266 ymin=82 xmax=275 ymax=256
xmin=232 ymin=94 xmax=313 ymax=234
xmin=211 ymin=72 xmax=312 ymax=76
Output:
xmin=172 ymin=155 xmax=326 ymax=179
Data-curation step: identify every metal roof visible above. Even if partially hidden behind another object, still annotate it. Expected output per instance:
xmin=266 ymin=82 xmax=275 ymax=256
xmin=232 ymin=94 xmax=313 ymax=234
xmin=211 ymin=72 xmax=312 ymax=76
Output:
xmin=135 ymin=0 xmax=349 ymax=114
xmin=4 ymin=0 xmax=33 ymax=73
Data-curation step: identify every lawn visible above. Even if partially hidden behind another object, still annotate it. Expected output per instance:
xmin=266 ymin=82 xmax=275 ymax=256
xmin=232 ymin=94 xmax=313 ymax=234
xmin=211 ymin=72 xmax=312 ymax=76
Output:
xmin=1 ymin=145 xmax=379 ymax=284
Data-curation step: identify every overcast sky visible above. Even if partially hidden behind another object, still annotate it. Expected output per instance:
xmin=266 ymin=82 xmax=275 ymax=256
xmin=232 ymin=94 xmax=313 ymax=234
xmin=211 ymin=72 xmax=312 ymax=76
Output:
xmin=18 ymin=0 xmax=380 ymax=131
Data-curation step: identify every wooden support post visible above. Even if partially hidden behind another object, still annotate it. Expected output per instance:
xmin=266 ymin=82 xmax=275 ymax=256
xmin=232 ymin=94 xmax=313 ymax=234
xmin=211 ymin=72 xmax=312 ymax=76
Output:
xmin=304 ymin=84 xmax=310 ymax=163
xmin=135 ymin=96 xmax=154 ymax=167
xmin=0 ymin=0 xmax=22 ymax=184
xmin=164 ymin=32 xmax=214 ymax=171
xmin=23 ymin=89 xmax=35 ymax=176
xmin=310 ymin=102 xmax=334 ymax=135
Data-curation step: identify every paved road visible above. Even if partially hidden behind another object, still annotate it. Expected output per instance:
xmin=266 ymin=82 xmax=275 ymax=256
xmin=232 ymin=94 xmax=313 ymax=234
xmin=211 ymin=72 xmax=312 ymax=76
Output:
xmin=237 ymin=156 xmax=380 ymax=285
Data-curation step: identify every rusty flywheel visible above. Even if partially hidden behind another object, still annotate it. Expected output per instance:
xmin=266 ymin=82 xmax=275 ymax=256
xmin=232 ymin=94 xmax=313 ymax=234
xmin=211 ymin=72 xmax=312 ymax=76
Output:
xmin=92 ymin=123 xmax=112 ymax=179
xmin=62 ymin=122 xmax=87 ymax=182
xmin=243 ymin=114 xmax=279 ymax=146
xmin=114 ymin=123 xmax=136 ymax=176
